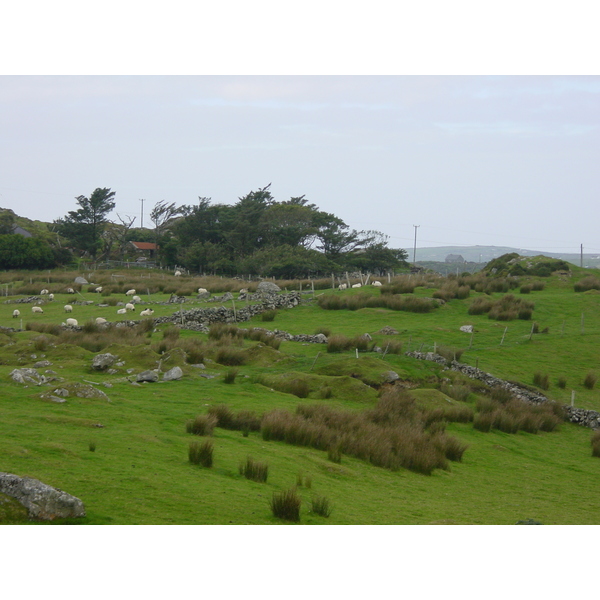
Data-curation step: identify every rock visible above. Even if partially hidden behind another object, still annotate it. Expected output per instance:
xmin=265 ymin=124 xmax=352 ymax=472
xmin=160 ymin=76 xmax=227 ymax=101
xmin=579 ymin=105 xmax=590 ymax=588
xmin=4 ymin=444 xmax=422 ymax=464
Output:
xmin=33 ymin=360 xmax=52 ymax=368
xmin=10 ymin=368 xmax=46 ymax=385
xmin=0 ymin=472 xmax=86 ymax=520
xmin=257 ymin=281 xmax=281 ymax=293
xmin=383 ymin=371 xmax=400 ymax=383
xmin=460 ymin=325 xmax=474 ymax=333
xmin=74 ymin=276 xmax=88 ymax=285
xmin=52 ymin=388 xmax=69 ymax=397
xmin=91 ymin=353 xmax=118 ymax=371
xmin=197 ymin=291 xmax=211 ymax=300
xmin=163 ymin=366 xmax=183 ymax=381
xmin=137 ymin=370 xmax=159 ymax=383
xmin=378 ymin=326 xmax=399 ymax=335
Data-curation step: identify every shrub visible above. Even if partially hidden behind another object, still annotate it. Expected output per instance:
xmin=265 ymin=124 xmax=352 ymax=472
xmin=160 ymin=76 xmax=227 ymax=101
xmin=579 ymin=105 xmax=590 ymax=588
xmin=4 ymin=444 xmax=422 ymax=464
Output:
xmin=189 ymin=440 xmax=213 ymax=467
xmin=186 ymin=414 xmax=217 ymax=436
xmin=270 ymin=488 xmax=301 ymax=522
xmin=533 ymin=372 xmax=550 ymax=390
xmin=261 ymin=310 xmax=277 ymax=322
xmin=439 ymin=383 xmax=471 ymax=402
xmin=382 ymin=340 xmax=403 ymax=355
xmin=162 ymin=325 xmax=180 ymax=341
xmin=557 ymin=377 xmax=567 ymax=389
xmin=436 ymin=345 xmax=464 ymax=362
xmin=88 ymin=441 xmax=96 ymax=452
xmin=239 ymin=456 xmax=268 ymax=482
xmin=326 ymin=334 xmax=352 ymax=353
xmin=215 ymin=347 xmax=246 ymax=366
xmin=520 ymin=284 xmax=533 ymax=294
xmin=311 ymin=495 xmax=332 ymax=518
xmin=584 ymin=372 xmax=597 ymax=390
xmin=574 ymin=276 xmax=600 ymax=292
xmin=223 ymin=368 xmax=239 ymax=384
xmin=473 ymin=412 xmax=493 ymax=432
xmin=208 ymin=404 xmax=235 ymax=428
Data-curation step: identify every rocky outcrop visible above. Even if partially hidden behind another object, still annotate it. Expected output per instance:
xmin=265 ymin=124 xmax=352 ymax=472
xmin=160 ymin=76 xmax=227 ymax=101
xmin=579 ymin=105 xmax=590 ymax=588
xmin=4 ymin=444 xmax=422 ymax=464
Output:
xmin=257 ymin=281 xmax=281 ymax=293
xmin=0 ymin=472 xmax=85 ymax=520
xmin=91 ymin=353 xmax=118 ymax=371
xmin=406 ymin=351 xmax=600 ymax=429
xmin=163 ymin=366 xmax=183 ymax=381
xmin=137 ymin=370 xmax=159 ymax=383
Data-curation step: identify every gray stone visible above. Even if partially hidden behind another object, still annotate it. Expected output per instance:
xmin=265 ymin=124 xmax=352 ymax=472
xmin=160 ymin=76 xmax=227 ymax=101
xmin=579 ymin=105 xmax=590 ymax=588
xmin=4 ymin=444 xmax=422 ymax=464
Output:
xmin=137 ymin=370 xmax=159 ymax=383
xmin=0 ymin=472 xmax=86 ymax=520
xmin=10 ymin=368 xmax=46 ymax=385
xmin=257 ymin=281 xmax=281 ymax=293
xmin=163 ymin=366 xmax=183 ymax=381
xmin=383 ymin=371 xmax=400 ymax=383
xmin=74 ymin=276 xmax=88 ymax=285
xmin=52 ymin=388 xmax=69 ymax=397
xmin=34 ymin=360 xmax=52 ymax=368
xmin=91 ymin=353 xmax=118 ymax=371
xmin=197 ymin=291 xmax=211 ymax=300
xmin=460 ymin=325 xmax=474 ymax=333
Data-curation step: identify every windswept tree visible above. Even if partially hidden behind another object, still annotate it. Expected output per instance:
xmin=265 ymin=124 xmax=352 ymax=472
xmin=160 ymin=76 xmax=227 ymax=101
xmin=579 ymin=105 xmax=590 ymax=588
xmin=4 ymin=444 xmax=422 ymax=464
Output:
xmin=150 ymin=200 xmax=184 ymax=265
xmin=54 ymin=187 xmax=116 ymax=259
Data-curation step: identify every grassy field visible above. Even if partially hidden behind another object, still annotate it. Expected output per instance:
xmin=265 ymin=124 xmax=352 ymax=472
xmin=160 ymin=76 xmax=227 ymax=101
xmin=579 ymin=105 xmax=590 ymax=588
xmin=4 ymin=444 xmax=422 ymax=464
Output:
xmin=1 ymin=267 xmax=599 ymax=525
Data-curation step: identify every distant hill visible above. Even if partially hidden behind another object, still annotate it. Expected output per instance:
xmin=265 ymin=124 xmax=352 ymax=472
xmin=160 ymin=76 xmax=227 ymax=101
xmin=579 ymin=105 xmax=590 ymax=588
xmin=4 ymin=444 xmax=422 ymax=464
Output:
xmin=403 ymin=245 xmax=600 ymax=269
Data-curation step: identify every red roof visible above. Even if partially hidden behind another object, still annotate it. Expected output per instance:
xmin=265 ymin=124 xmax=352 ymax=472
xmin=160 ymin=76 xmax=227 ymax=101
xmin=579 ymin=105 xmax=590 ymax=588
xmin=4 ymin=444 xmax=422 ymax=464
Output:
xmin=131 ymin=242 xmax=158 ymax=250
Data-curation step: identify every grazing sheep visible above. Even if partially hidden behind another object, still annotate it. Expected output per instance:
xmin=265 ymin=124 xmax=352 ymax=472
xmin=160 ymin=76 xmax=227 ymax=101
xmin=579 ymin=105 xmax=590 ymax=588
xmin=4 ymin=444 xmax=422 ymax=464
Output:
xmin=64 ymin=305 xmax=73 ymax=313
xmin=12 ymin=309 xmax=20 ymax=318
xmin=63 ymin=318 xmax=78 ymax=327
xmin=140 ymin=309 xmax=155 ymax=317
xmin=339 ymin=283 xmax=347 ymax=290
xmin=132 ymin=295 xmax=141 ymax=303
xmin=174 ymin=270 xmax=182 ymax=277
xmin=352 ymin=283 xmax=362 ymax=288
xmin=125 ymin=289 xmax=136 ymax=296
xmin=116 ymin=308 xmax=127 ymax=315
xmin=197 ymin=288 xmax=208 ymax=294
xmin=32 ymin=306 xmax=44 ymax=314
xmin=372 ymin=281 xmax=382 ymax=287
xmin=66 ymin=288 xmax=75 ymax=294
xmin=95 ymin=317 xmax=108 ymax=324
xmin=125 ymin=303 xmax=135 ymax=311
xmin=94 ymin=286 xmax=103 ymax=293
xmin=40 ymin=289 xmax=49 ymax=295
xmin=48 ymin=293 xmax=54 ymax=301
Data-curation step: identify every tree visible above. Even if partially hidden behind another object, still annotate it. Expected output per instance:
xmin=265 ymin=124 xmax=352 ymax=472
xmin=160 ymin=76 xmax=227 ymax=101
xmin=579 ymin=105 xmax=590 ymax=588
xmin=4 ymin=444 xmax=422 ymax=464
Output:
xmin=54 ymin=188 xmax=116 ymax=259
xmin=150 ymin=200 xmax=183 ymax=264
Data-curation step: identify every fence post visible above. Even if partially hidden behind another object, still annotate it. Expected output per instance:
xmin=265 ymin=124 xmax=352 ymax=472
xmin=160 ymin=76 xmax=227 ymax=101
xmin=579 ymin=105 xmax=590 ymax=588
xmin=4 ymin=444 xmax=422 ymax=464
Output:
xmin=500 ymin=326 xmax=508 ymax=345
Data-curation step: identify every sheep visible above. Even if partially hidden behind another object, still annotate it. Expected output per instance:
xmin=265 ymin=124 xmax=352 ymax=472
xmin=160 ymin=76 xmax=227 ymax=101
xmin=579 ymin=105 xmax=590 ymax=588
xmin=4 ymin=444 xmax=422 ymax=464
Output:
xmin=116 ymin=308 xmax=127 ymax=315
xmin=125 ymin=303 xmax=135 ymax=311
xmin=125 ymin=289 xmax=136 ymax=296
xmin=64 ymin=304 xmax=73 ymax=313
xmin=174 ymin=270 xmax=182 ymax=277
xmin=94 ymin=286 xmax=103 ymax=293
xmin=66 ymin=288 xmax=75 ymax=294
xmin=95 ymin=317 xmax=108 ymax=324
xmin=351 ymin=283 xmax=362 ymax=288
xmin=32 ymin=306 xmax=44 ymax=314
xmin=12 ymin=309 xmax=20 ymax=318
xmin=40 ymin=289 xmax=49 ymax=295
xmin=198 ymin=288 xmax=208 ymax=294
xmin=338 ymin=283 xmax=347 ymax=290
xmin=63 ymin=318 xmax=78 ymax=327
xmin=48 ymin=293 xmax=54 ymax=301
xmin=132 ymin=295 xmax=142 ymax=303
xmin=372 ymin=281 xmax=382 ymax=287
xmin=140 ymin=309 xmax=155 ymax=317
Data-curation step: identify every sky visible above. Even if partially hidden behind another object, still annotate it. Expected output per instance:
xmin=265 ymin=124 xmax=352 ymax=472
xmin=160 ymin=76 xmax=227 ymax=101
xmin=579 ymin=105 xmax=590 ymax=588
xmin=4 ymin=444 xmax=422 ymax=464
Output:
xmin=1 ymin=74 xmax=597 ymax=255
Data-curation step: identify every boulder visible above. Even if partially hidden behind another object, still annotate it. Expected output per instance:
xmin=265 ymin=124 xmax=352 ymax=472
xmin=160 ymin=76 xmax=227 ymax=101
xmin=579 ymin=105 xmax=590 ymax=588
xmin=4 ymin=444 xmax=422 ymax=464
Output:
xmin=0 ymin=472 xmax=86 ymax=520
xmin=197 ymin=291 xmax=211 ymax=300
xmin=460 ymin=325 xmax=474 ymax=333
xmin=163 ymin=366 xmax=183 ymax=381
xmin=10 ymin=368 xmax=46 ymax=385
xmin=137 ymin=370 xmax=159 ymax=383
xmin=257 ymin=281 xmax=281 ymax=293
xmin=92 ymin=353 xmax=118 ymax=371
xmin=383 ymin=371 xmax=401 ymax=383
xmin=74 ymin=276 xmax=88 ymax=285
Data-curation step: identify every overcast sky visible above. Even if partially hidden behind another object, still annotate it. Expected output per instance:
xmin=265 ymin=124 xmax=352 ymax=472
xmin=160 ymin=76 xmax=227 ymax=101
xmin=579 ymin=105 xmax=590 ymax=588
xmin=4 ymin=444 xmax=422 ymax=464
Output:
xmin=1 ymin=74 xmax=598 ymax=254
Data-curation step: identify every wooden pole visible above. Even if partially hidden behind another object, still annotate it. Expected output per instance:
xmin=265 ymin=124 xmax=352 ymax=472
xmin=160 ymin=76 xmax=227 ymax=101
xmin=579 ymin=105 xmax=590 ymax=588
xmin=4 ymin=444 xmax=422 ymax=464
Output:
xmin=500 ymin=326 xmax=508 ymax=345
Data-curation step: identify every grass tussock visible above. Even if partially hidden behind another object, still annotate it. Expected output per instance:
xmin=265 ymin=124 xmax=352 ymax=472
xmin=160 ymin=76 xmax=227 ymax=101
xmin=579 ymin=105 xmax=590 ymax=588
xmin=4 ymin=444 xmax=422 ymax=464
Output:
xmin=189 ymin=440 xmax=214 ymax=467
xmin=207 ymin=404 xmax=262 ymax=432
xmin=223 ymin=368 xmax=239 ymax=384
xmin=186 ymin=414 xmax=217 ymax=436
xmin=583 ymin=372 xmax=597 ymax=390
xmin=311 ymin=495 xmax=332 ymax=517
xmin=574 ymin=276 xmax=600 ymax=292
xmin=270 ymin=487 xmax=301 ymax=522
xmin=533 ymin=372 xmax=550 ymax=390
xmin=261 ymin=309 xmax=277 ymax=322
xmin=436 ymin=345 xmax=464 ymax=363
xmin=591 ymin=431 xmax=600 ymax=458
xmin=468 ymin=294 xmax=534 ymax=321
xmin=318 ymin=292 xmax=438 ymax=313
xmin=239 ymin=456 xmax=268 ymax=482
xmin=439 ymin=383 xmax=471 ymax=402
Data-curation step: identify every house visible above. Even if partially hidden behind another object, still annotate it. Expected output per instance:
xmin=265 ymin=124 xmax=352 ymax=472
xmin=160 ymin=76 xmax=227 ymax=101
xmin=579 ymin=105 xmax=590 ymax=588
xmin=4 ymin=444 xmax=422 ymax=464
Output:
xmin=130 ymin=241 xmax=158 ymax=260
xmin=445 ymin=254 xmax=465 ymax=264
xmin=12 ymin=225 xmax=32 ymax=237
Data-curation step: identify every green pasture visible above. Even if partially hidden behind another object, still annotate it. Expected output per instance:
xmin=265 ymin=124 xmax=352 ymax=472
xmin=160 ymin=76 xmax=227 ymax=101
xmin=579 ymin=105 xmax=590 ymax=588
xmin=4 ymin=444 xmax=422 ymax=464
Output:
xmin=1 ymin=268 xmax=600 ymax=524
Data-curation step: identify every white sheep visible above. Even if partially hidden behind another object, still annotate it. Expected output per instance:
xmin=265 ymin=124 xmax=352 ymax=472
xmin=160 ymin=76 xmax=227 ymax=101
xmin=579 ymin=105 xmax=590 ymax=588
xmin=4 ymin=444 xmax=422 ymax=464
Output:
xmin=40 ymin=289 xmax=49 ymax=295
xmin=198 ymin=288 xmax=208 ymax=294
xmin=64 ymin=304 xmax=73 ymax=313
xmin=66 ymin=288 xmax=75 ymax=294
xmin=116 ymin=308 xmax=127 ymax=315
xmin=95 ymin=286 xmax=103 ymax=293
xmin=372 ymin=281 xmax=382 ymax=287
xmin=132 ymin=295 xmax=141 ymax=303
xmin=174 ymin=270 xmax=182 ymax=277
xmin=125 ymin=289 xmax=136 ymax=296
xmin=125 ymin=303 xmax=135 ymax=311
xmin=140 ymin=309 xmax=155 ymax=317
xmin=12 ymin=309 xmax=20 ymax=318
xmin=32 ymin=306 xmax=44 ymax=314
xmin=95 ymin=317 xmax=108 ymax=324
xmin=339 ymin=283 xmax=347 ymax=290
xmin=48 ymin=293 xmax=54 ymax=301
xmin=63 ymin=318 xmax=78 ymax=327
xmin=352 ymin=283 xmax=362 ymax=288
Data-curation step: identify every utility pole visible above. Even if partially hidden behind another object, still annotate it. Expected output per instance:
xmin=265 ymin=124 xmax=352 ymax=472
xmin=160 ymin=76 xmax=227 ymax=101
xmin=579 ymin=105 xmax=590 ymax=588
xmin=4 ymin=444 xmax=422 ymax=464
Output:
xmin=140 ymin=199 xmax=145 ymax=228
xmin=413 ymin=225 xmax=420 ymax=265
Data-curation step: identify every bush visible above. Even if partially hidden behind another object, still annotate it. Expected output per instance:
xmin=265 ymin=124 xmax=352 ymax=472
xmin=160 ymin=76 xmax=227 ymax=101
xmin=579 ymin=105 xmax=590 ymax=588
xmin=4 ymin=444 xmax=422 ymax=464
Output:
xmin=439 ymin=383 xmax=471 ymax=402
xmin=223 ymin=368 xmax=239 ymax=384
xmin=186 ymin=414 xmax=217 ymax=436
xmin=533 ymin=372 xmax=550 ymax=390
xmin=261 ymin=310 xmax=277 ymax=322
xmin=311 ymin=495 xmax=332 ymax=518
xmin=270 ymin=487 xmax=301 ymax=522
xmin=215 ymin=347 xmax=246 ymax=366
xmin=189 ymin=440 xmax=213 ymax=467
xmin=162 ymin=325 xmax=180 ymax=341
xmin=239 ymin=456 xmax=268 ymax=482
xmin=584 ymin=372 xmax=597 ymax=390
xmin=574 ymin=276 xmax=600 ymax=292
xmin=557 ymin=377 xmax=567 ymax=389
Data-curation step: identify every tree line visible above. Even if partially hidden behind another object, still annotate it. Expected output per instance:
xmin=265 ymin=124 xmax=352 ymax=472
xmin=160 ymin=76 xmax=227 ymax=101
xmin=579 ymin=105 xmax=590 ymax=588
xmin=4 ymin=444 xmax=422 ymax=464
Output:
xmin=1 ymin=185 xmax=408 ymax=277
